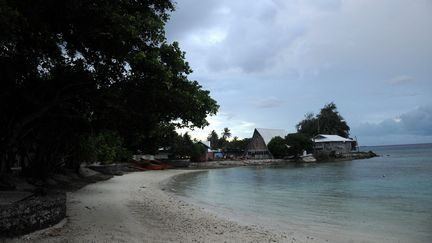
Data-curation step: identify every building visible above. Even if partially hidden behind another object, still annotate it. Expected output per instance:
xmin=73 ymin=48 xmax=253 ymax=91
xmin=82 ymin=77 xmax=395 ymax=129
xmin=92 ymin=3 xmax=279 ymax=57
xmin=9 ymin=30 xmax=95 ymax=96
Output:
xmin=196 ymin=141 xmax=212 ymax=161
xmin=313 ymin=134 xmax=354 ymax=154
xmin=246 ymin=128 xmax=287 ymax=159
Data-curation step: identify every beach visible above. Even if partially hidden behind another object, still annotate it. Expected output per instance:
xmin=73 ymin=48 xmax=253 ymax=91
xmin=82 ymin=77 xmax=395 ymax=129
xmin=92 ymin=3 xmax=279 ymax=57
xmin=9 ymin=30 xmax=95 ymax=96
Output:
xmin=8 ymin=170 xmax=313 ymax=243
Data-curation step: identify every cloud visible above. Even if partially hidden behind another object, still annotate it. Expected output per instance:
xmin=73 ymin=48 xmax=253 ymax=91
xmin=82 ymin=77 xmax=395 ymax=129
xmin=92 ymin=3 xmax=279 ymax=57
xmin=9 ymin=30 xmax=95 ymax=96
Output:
xmin=168 ymin=0 xmax=432 ymax=79
xmin=353 ymin=105 xmax=432 ymax=137
xmin=385 ymin=75 xmax=415 ymax=85
xmin=166 ymin=0 xmax=432 ymax=146
xmin=176 ymin=112 xmax=255 ymax=141
xmin=399 ymin=105 xmax=432 ymax=135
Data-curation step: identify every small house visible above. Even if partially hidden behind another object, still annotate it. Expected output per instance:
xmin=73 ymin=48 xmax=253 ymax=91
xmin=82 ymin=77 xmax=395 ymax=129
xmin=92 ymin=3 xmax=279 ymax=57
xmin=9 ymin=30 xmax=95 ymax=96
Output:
xmin=313 ymin=134 xmax=354 ymax=154
xmin=246 ymin=128 xmax=287 ymax=159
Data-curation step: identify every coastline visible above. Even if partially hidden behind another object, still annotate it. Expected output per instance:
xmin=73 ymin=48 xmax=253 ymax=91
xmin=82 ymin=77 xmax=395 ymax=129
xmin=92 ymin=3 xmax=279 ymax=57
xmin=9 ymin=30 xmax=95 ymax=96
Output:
xmin=6 ymin=166 xmax=411 ymax=243
xmin=6 ymin=170 xmax=304 ymax=243
xmin=3 ymin=154 xmax=391 ymax=243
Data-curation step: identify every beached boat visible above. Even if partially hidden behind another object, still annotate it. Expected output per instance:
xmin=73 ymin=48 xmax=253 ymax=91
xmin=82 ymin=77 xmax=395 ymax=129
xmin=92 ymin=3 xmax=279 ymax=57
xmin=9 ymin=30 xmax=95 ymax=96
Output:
xmin=299 ymin=154 xmax=317 ymax=162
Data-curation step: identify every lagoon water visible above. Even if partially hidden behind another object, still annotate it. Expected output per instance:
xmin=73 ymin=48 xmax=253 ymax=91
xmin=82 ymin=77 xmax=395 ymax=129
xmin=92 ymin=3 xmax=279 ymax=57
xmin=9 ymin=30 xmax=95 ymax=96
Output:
xmin=172 ymin=144 xmax=432 ymax=242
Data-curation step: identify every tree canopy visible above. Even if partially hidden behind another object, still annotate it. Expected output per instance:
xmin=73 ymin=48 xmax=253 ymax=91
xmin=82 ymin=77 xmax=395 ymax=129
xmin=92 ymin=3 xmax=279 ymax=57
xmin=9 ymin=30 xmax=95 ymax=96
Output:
xmin=267 ymin=136 xmax=289 ymax=159
xmin=222 ymin=127 xmax=231 ymax=140
xmin=0 ymin=0 xmax=218 ymax=175
xmin=267 ymin=134 xmax=313 ymax=158
xmin=296 ymin=103 xmax=350 ymax=138
xmin=207 ymin=130 xmax=220 ymax=150
xmin=285 ymin=133 xmax=313 ymax=157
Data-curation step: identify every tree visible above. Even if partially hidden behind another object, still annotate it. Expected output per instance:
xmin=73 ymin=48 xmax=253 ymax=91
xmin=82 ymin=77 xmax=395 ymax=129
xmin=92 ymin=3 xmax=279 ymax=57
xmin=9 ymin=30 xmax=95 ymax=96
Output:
xmin=296 ymin=113 xmax=318 ymax=138
xmin=0 ymin=1 xmax=218 ymax=176
xmin=225 ymin=137 xmax=251 ymax=152
xmin=169 ymin=132 xmax=206 ymax=161
xmin=207 ymin=130 xmax=219 ymax=150
xmin=222 ymin=127 xmax=232 ymax=140
xmin=189 ymin=143 xmax=207 ymax=162
xmin=267 ymin=136 xmax=289 ymax=159
xmin=285 ymin=133 xmax=313 ymax=157
xmin=317 ymin=103 xmax=350 ymax=137
xmin=80 ymin=131 xmax=131 ymax=164
xmin=297 ymin=103 xmax=350 ymax=138
xmin=170 ymin=133 xmax=193 ymax=159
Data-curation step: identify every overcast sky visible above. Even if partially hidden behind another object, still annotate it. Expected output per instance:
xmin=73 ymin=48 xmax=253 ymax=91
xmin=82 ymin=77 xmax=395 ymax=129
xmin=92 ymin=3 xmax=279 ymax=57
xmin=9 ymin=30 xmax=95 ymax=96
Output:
xmin=165 ymin=0 xmax=432 ymax=146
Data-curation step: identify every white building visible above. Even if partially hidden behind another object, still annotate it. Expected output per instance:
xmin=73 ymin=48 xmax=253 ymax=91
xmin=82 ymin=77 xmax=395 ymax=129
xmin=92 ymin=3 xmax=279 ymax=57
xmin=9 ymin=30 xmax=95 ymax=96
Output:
xmin=313 ymin=134 xmax=354 ymax=154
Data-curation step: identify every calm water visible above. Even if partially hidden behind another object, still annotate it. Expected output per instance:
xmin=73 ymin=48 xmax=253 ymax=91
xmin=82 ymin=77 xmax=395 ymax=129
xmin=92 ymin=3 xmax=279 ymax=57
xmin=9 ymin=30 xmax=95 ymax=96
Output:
xmin=171 ymin=144 xmax=432 ymax=242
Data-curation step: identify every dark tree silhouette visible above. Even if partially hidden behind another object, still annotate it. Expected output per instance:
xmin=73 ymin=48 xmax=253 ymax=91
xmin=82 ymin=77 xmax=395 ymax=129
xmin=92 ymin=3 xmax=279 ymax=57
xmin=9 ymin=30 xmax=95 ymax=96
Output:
xmin=297 ymin=103 xmax=350 ymax=138
xmin=0 ymin=0 xmax=218 ymax=176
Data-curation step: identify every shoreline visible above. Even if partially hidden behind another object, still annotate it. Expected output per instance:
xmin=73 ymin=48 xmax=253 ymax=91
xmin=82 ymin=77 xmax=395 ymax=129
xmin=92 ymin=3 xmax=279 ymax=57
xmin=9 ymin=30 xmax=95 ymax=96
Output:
xmin=6 ymin=170 xmax=302 ymax=242
xmin=188 ymin=151 xmax=377 ymax=169
xmin=5 ymin=167 xmax=406 ymax=243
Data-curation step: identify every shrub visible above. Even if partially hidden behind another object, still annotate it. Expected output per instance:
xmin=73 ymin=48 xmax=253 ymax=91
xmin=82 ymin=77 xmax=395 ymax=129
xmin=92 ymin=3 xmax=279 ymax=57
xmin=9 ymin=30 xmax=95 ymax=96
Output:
xmin=268 ymin=136 xmax=289 ymax=158
xmin=81 ymin=131 xmax=131 ymax=164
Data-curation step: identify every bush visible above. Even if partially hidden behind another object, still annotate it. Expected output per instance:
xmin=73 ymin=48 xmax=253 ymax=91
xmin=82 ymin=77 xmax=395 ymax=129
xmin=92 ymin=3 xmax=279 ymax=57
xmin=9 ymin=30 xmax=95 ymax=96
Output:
xmin=285 ymin=133 xmax=313 ymax=157
xmin=268 ymin=136 xmax=289 ymax=158
xmin=81 ymin=131 xmax=132 ymax=164
xmin=190 ymin=144 xmax=207 ymax=162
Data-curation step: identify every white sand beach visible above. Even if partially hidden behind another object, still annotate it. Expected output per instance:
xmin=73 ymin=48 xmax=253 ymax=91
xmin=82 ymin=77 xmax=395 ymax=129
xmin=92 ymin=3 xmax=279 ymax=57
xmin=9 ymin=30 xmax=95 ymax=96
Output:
xmin=10 ymin=170 xmax=317 ymax=243
xmin=8 ymin=169 xmax=409 ymax=243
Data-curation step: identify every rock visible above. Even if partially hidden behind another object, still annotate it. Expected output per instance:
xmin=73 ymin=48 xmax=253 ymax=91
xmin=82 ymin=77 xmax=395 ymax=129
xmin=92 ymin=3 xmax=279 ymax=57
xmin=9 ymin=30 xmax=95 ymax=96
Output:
xmin=0 ymin=192 xmax=66 ymax=237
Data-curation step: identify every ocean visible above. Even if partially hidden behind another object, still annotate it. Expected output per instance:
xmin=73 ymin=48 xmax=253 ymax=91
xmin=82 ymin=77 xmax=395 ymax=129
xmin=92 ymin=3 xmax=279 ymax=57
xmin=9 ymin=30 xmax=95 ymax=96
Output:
xmin=171 ymin=144 xmax=432 ymax=242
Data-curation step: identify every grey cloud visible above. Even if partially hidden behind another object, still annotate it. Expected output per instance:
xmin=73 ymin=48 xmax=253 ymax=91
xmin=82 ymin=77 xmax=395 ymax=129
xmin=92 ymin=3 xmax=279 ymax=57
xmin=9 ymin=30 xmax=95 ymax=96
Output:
xmin=167 ymin=0 xmax=432 ymax=76
xmin=166 ymin=0 xmax=221 ymax=40
xmin=400 ymin=105 xmax=432 ymax=135
xmin=166 ymin=0 xmax=432 ymax=145
xmin=167 ymin=0 xmax=310 ymax=73
xmin=353 ymin=105 xmax=432 ymax=136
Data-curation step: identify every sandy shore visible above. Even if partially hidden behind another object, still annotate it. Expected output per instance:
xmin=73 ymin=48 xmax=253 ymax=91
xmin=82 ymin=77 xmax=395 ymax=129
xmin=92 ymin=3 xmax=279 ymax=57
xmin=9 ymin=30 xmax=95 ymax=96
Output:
xmin=7 ymin=169 xmax=403 ymax=243
xmin=8 ymin=170 xmax=322 ymax=243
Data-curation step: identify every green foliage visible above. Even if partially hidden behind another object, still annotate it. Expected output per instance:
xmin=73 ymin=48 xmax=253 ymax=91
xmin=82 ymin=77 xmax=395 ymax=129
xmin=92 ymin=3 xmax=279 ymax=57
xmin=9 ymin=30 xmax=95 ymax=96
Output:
xmin=0 ymin=0 xmax=218 ymax=175
xmin=169 ymin=132 xmax=206 ymax=161
xmin=207 ymin=130 xmax=220 ymax=150
xmin=285 ymin=133 xmax=313 ymax=157
xmin=268 ymin=134 xmax=313 ymax=159
xmin=297 ymin=102 xmax=350 ymax=138
xmin=222 ymin=127 xmax=231 ymax=140
xmin=225 ymin=137 xmax=249 ymax=150
xmin=267 ymin=136 xmax=289 ymax=158
xmin=296 ymin=113 xmax=318 ymax=138
xmin=170 ymin=133 xmax=193 ymax=159
xmin=206 ymin=128 xmax=250 ymax=153
xmin=82 ymin=131 xmax=132 ymax=164
xmin=189 ymin=143 xmax=207 ymax=162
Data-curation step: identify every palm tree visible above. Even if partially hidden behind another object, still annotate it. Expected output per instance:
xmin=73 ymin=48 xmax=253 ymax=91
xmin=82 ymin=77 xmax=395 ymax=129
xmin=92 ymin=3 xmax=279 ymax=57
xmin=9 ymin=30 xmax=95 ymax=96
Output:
xmin=222 ymin=127 xmax=231 ymax=140
xmin=207 ymin=130 xmax=219 ymax=149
